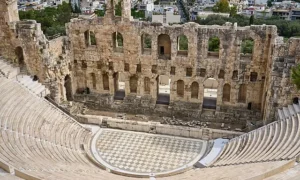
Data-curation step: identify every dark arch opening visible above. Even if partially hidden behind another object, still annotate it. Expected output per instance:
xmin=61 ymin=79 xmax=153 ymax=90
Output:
xmin=64 ymin=75 xmax=73 ymax=101
xmin=15 ymin=46 xmax=26 ymax=72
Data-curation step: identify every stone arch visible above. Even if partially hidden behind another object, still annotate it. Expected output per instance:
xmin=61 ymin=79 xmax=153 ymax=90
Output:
xmin=157 ymin=34 xmax=171 ymax=60
xmin=218 ymin=69 xmax=225 ymax=79
xmin=144 ymin=77 xmax=150 ymax=94
xmin=102 ymin=73 xmax=110 ymax=90
xmin=141 ymin=33 xmax=151 ymax=55
xmin=250 ymin=72 xmax=258 ymax=82
xmin=203 ymin=78 xmax=218 ymax=109
xmin=90 ymin=73 xmax=96 ymax=89
xmin=191 ymin=81 xmax=199 ymax=99
xmin=177 ymin=35 xmax=188 ymax=56
xmin=177 ymin=80 xmax=184 ymax=97
xmin=112 ymin=32 xmax=123 ymax=52
xmin=156 ymin=75 xmax=170 ymax=105
xmin=90 ymin=31 xmax=96 ymax=45
xmin=64 ymin=75 xmax=73 ymax=101
xmin=238 ymin=84 xmax=247 ymax=103
xmin=208 ymin=36 xmax=220 ymax=57
xmin=241 ymin=37 xmax=254 ymax=54
xmin=130 ymin=75 xmax=138 ymax=93
xmin=114 ymin=0 xmax=122 ymax=16
xmin=15 ymin=46 xmax=24 ymax=66
xmin=113 ymin=72 xmax=125 ymax=100
xmin=222 ymin=83 xmax=231 ymax=102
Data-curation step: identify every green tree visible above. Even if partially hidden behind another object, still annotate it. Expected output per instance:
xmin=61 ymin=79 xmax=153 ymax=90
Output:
xmin=178 ymin=35 xmax=188 ymax=50
xmin=267 ymin=0 xmax=273 ymax=7
xmin=212 ymin=0 xmax=230 ymax=13
xmin=241 ymin=39 xmax=254 ymax=54
xmin=291 ymin=65 xmax=300 ymax=90
xmin=249 ymin=15 xmax=254 ymax=25
xmin=230 ymin=5 xmax=237 ymax=17
xmin=208 ymin=37 xmax=220 ymax=52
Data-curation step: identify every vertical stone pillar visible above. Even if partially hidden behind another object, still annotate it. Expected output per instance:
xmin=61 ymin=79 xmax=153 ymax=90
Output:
xmin=125 ymin=75 xmax=130 ymax=96
xmin=108 ymin=72 xmax=115 ymax=95
xmin=121 ymin=0 xmax=131 ymax=21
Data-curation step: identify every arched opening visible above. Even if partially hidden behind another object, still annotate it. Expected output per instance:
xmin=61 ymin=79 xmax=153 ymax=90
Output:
xmin=241 ymin=38 xmax=254 ymax=61
xmin=156 ymin=75 xmax=170 ymax=105
xmin=103 ymin=73 xmax=110 ymax=91
xmin=208 ymin=36 xmax=220 ymax=57
xmin=191 ymin=82 xmax=199 ymax=99
xmin=232 ymin=70 xmax=238 ymax=80
xmin=241 ymin=38 xmax=254 ymax=54
xmin=90 ymin=31 xmax=96 ymax=45
xmin=113 ymin=72 xmax=125 ymax=100
xmin=90 ymin=73 xmax=96 ymax=89
xmin=238 ymin=84 xmax=247 ymax=103
xmin=114 ymin=0 xmax=122 ymax=16
xmin=218 ymin=69 xmax=225 ymax=79
xmin=177 ymin=80 xmax=184 ymax=97
xmin=141 ymin=33 xmax=151 ymax=55
xmin=84 ymin=31 xmax=90 ymax=47
xmin=157 ymin=34 xmax=171 ymax=60
xmin=177 ymin=35 xmax=188 ymax=56
xmin=144 ymin=77 xmax=150 ymax=94
xmin=64 ymin=75 xmax=73 ymax=101
xmin=112 ymin=32 xmax=123 ymax=53
xmin=15 ymin=47 xmax=25 ymax=71
xmin=222 ymin=83 xmax=231 ymax=102
xmin=130 ymin=75 xmax=138 ymax=93
xmin=250 ymin=72 xmax=258 ymax=82
xmin=203 ymin=78 xmax=218 ymax=109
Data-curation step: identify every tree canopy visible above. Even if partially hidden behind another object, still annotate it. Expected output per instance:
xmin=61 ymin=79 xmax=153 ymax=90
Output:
xmin=19 ymin=2 xmax=73 ymax=37
xmin=196 ymin=14 xmax=300 ymax=38
xmin=212 ymin=0 xmax=230 ymax=13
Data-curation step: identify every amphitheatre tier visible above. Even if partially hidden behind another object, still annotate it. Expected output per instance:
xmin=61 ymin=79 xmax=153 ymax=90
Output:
xmin=91 ymin=128 xmax=207 ymax=177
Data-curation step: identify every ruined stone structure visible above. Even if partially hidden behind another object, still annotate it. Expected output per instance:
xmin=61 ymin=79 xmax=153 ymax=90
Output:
xmin=0 ymin=0 xmax=299 ymax=124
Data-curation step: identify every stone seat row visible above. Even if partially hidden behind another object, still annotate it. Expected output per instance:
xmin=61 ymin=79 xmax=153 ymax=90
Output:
xmin=0 ymin=58 xmax=19 ymax=79
xmin=0 ymin=76 xmax=129 ymax=179
xmin=209 ymin=103 xmax=300 ymax=166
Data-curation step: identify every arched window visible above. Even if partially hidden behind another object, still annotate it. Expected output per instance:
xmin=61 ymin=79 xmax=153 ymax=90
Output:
xmin=158 ymin=34 xmax=171 ymax=60
xmin=218 ymin=70 xmax=225 ymax=79
xmin=250 ymin=72 xmax=258 ymax=82
xmin=208 ymin=36 xmax=220 ymax=57
xmin=177 ymin=80 xmax=184 ymax=97
xmin=64 ymin=75 xmax=73 ymax=101
xmin=84 ymin=31 xmax=96 ymax=46
xmin=191 ymin=82 xmax=199 ymax=99
xmin=103 ymin=73 xmax=109 ymax=90
xmin=241 ymin=38 xmax=254 ymax=54
xmin=177 ymin=35 xmax=188 ymax=56
xmin=222 ymin=83 xmax=231 ymax=102
xmin=144 ymin=77 xmax=150 ymax=94
xmin=238 ymin=84 xmax=247 ymax=103
xmin=91 ymin=73 xmax=96 ymax=89
xmin=90 ymin=31 xmax=96 ymax=45
xmin=15 ymin=46 xmax=24 ymax=66
xmin=130 ymin=75 xmax=138 ymax=93
xmin=114 ymin=0 xmax=122 ymax=16
xmin=141 ymin=33 xmax=151 ymax=55
xmin=112 ymin=32 xmax=123 ymax=53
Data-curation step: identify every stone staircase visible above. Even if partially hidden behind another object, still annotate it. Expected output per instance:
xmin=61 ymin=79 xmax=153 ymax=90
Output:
xmin=0 ymin=57 xmax=50 ymax=97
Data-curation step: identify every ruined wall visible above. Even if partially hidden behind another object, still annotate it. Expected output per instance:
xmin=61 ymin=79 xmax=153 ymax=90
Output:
xmin=263 ymin=37 xmax=300 ymax=122
xmin=67 ymin=10 xmax=277 ymax=122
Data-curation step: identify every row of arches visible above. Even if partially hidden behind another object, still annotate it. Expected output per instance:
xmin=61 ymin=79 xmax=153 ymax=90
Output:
xmin=83 ymin=31 xmax=254 ymax=58
xmin=84 ymin=73 xmax=247 ymax=106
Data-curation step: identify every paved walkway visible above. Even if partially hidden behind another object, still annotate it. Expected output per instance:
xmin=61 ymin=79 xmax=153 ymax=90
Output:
xmin=94 ymin=129 xmax=207 ymax=176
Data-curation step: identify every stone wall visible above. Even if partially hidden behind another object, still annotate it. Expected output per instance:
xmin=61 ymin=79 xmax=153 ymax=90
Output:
xmin=66 ymin=12 xmax=277 ymax=122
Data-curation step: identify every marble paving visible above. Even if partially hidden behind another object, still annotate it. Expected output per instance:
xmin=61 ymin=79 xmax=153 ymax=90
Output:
xmin=95 ymin=129 xmax=206 ymax=174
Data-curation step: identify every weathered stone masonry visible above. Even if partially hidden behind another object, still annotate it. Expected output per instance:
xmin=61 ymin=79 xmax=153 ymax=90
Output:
xmin=1 ymin=0 xmax=300 ymax=124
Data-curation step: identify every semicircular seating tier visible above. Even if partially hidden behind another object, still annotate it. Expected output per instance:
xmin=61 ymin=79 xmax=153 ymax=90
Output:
xmin=207 ymin=104 xmax=300 ymax=167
